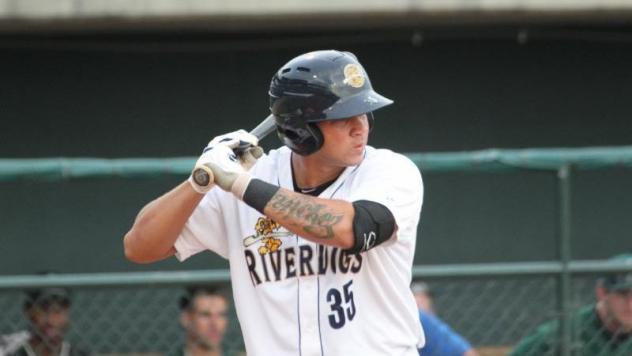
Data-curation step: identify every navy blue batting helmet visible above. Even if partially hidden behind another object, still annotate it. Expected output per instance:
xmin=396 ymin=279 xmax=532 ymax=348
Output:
xmin=269 ymin=50 xmax=393 ymax=155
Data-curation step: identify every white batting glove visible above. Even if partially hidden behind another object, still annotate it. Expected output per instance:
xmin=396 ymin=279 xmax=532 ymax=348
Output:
xmin=240 ymin=146 xmax=264 ymax=170
xmin=189 ymin=130 xmax=264 ymax=194
xmin=190 ymin=145 xmax=254 ymax=198
xmin=205 ymin=129 xmax=259 ymax=152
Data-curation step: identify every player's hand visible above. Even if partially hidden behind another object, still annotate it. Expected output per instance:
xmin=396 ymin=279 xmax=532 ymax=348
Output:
xmin=189 ymin=130 xmax=263 ymax=194
xmin=240 ymin=146 xmax=264 ymax=170
xmin=204 ymin=129 xmax=263 ymax=171
xmin=195 ymin=145 xmax=253 ymax=198
xmin=205 ymin=129 xmax=259 ymax=154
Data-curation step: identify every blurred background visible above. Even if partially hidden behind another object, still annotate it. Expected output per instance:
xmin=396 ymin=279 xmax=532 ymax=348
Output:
xmin=1 ymin=0 xmax=631 ymax=355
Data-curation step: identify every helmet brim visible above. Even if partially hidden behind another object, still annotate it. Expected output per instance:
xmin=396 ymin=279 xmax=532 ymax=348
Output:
xmin=311 ymin=90 xmax=393 ymax=122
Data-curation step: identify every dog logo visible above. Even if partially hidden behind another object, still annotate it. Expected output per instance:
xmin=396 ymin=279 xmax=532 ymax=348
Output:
xmin=243 ymin=217 xmax=292 ymax=255
xmin=343 ymin=63 xmax=365 ymax=88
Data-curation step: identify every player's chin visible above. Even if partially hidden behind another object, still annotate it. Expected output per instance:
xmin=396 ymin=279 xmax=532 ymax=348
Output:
xmin=346 ymin=152 xmax=365 ymax=166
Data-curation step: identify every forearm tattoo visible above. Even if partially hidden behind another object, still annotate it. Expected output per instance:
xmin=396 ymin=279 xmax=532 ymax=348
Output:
xmin=268 ymin=191 xmax=343 ymax=239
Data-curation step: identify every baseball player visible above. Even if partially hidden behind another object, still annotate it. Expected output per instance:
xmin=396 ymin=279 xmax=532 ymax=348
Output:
xmin=124 ymin=50 xmax=425 ymax=356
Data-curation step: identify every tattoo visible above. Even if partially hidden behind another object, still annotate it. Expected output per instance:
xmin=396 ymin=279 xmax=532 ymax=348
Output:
xmin=269 ymin=191 xmax=343 ymax=239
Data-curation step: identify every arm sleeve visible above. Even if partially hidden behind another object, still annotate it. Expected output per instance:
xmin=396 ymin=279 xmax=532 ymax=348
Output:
xmin=174 ymin=189 xmax=230 ymax=260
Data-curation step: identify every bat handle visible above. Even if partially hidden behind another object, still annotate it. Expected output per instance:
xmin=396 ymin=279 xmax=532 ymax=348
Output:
xmin=192 ymin=165 xmax=214 ymax=187
xmin=192 ymin=114 xmax=275 ymax=189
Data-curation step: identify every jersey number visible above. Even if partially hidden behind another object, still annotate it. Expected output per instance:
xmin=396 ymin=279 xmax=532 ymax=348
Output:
xmin=327 ymin=280 xmax=356 ymax=329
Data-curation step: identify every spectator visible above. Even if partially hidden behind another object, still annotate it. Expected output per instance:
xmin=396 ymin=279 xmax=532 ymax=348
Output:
xmin=177 ymin=286 xmax=239 ymax=356
xmin=0 ymin=287 xmax=89 ymax=356
xmin=411 ymin=281 xmax=478 ymax=356
xmin=412 ymin=281 xmax=435 ymax=314
xmin=511 ymin=254 xmax=632 ymax=356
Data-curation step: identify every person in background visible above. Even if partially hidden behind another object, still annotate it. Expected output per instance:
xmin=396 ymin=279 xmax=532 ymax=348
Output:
xmin=177 ymin=286 xmax=236 ymax=356
xmin=0 ymin=287 xmax=89 ymax=356
xmin=411 ymin=281 xmax=478 ymax=356
xmin=412 ymin=281 xmax=435 ymax=314
xmin=511 ymin=254 xmax=632 ymax=356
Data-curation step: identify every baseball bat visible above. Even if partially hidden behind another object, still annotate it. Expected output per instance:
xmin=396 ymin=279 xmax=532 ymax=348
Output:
xmin=191 ymin=114 xmax=277 ymax=188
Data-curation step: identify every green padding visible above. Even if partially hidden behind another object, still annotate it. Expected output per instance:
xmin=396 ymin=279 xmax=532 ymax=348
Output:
xmin=0 ymin=157 xmax=195 ymax=181
xmin=407 ymin=145 xmax=632 ymax=171
xmin=2 ymin=146 xmax=632 ymax=181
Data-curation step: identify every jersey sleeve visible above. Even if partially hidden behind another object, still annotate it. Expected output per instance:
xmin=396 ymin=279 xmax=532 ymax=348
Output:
xmin=174 ymin=189 xmax=230 ymax=260
xmin=348 ymin=150 xmax=423 ymax=245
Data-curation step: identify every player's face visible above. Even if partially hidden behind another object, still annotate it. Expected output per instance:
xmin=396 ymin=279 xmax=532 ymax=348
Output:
xmin=316 ymin=114 xmax=370 ymax=167
xmin=27 ymin=303 xmax=71 ymax=345
xmin=186 ymin=295 xmax=229 ymax=349
xmin=603 ymin=289 xmax=632 ymax=331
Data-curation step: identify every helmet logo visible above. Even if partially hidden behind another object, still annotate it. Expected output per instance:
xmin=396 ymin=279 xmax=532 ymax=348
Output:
xmin=343 ymin=64 xmax=365 ymax=88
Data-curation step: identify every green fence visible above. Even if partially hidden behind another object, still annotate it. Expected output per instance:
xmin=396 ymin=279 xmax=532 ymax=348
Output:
xmin=2 ymin=145 xmax=632 ymax=355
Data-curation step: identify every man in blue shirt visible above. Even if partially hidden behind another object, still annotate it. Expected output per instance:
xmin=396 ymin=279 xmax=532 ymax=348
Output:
xmin=412 ymin=282 xmax=478 ymax=356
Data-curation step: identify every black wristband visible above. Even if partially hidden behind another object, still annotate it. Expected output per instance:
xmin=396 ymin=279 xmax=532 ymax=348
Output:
xmin=242 ymin=178 xmax=280 ymax=214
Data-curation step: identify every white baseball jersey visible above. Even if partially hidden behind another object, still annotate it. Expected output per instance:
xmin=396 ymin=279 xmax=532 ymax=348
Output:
xmin=175 ymin=145 xmax=425 ymax=356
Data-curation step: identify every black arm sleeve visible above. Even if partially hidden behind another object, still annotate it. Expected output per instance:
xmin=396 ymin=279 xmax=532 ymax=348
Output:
xmin=347 ymin=200 xmax=396 ymax=253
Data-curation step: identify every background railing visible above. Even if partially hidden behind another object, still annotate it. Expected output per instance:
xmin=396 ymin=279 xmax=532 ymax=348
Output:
xmin=2 ymin=145 xmax=632 ymax=355
xmin=2 ymin=146 xmax=632 ymax=181
xmin=1 ymin=261 xmax=631 ymax=355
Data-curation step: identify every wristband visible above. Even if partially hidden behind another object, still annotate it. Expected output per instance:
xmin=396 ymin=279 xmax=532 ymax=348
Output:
xmin=231 ymin=173 xmax=253 ymax=199
xmin=242 ymin=179 xmax=280 ymax=214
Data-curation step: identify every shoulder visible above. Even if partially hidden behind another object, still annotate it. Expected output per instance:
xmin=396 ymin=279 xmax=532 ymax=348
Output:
xmin=420 ymin=310 xmax=444 ymax=326
xmin=363 ymin=147 xmax=421 ymax=177
xmin=251 ymin=146 xmax=290 ymax=173
xmin=359 ymin=147 xmax=423 ymax=191
xmin=0 ymin=331 xmax=29 ymax=355
xmin=261 ymin=146 xmax=291 ymax=161
xmin=364 ymin=146 xmax=416 ymax=165
xmin=419 ymin=310 xmax=472 ymax=354
xmin=420 ymin=310 xmax=465 ymax=340
xmin=510 ymin=318 xmax=559 ymax=355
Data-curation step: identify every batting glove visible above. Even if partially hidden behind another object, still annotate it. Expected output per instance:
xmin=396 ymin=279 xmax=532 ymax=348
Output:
xmin=190 ymin=144 xmax=255 ymax=198
xmin=205 ymin=129 xmax=259 ymax=153
xmin=189 ymin=130 xmax=263 ymax=194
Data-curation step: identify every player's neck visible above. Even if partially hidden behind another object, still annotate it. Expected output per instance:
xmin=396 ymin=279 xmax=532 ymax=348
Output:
xmin=185 ymin=343 xmax=222 ymax=356
xmin=291 ymin=153 xmax=345 ymax=190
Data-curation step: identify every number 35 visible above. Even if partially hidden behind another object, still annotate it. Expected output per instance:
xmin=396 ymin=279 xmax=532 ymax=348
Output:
xmin=327 ymin=280 xmax=356 ymax=329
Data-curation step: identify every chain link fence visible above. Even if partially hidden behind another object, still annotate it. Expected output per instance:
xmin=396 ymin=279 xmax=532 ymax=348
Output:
xmin=0 ymin=284 xmax=246 ymax=356
xmin=1 ymin=270 xmax=626 ymax=356
xmin=418 ymin=275 xmax=597 ymax=355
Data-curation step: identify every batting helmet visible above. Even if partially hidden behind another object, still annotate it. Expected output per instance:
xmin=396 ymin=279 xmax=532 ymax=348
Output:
xmin=269 ymin=50 xmax=393 ymax=156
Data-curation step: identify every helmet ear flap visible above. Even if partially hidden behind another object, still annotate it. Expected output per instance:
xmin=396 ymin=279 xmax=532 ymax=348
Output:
xmin=306 ymin=122 xmax=324 ymax=154
xmin=275 ymin=118 xmax=324 ymax=156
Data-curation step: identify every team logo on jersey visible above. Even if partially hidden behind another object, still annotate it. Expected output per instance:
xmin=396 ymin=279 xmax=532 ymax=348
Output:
xmin=343 ymin=63 xmax=365 ymax=88
xmin=361 ymin=231 xmax=377 ymax=251
xmin=243 ymin=217 xmax=292 ymax=255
